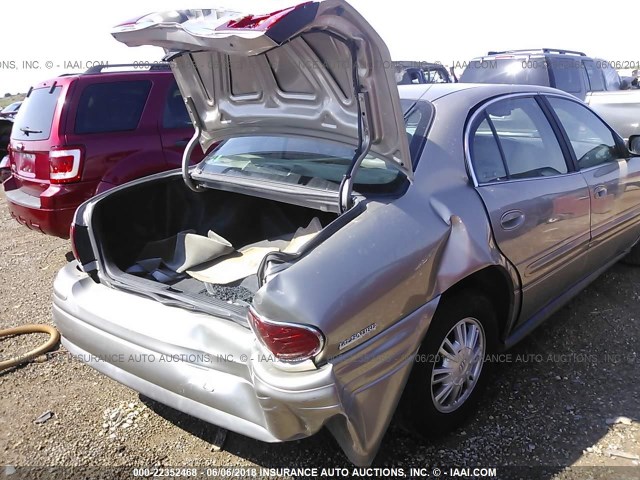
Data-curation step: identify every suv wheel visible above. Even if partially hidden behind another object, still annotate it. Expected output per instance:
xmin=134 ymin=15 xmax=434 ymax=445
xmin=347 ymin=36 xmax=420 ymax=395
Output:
xmin=401 ymin=291 xmax=497 ymax=436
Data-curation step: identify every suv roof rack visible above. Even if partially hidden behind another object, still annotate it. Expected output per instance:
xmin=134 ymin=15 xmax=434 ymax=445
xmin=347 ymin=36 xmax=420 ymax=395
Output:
xmin=487 ymin=48 xmax=587 ymax=57
xmin=83 ymin=63 xmax=171 ymax=74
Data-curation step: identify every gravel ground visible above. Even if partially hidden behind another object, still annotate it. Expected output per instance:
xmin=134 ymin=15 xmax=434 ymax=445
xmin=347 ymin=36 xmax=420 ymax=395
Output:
xmin=0 ymin=190 xmax=639 ymax=480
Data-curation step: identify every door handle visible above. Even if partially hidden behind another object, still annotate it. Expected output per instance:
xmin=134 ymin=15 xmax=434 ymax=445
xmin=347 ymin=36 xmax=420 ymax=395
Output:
xmin=500 ymin=210 xmax=525 ymax=230
xmin=594 ymin=186 xmax=608 ymax=198
xmin=174 ymin=139 xmax=189 ymax=147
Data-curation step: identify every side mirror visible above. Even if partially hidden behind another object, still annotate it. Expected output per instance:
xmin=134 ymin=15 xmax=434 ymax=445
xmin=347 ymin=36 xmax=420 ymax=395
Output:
xmin=628 ymin=135 xmax=640 ymax=155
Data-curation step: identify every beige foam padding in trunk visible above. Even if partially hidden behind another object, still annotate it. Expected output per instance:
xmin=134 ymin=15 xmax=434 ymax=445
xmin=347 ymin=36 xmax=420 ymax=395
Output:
xmin=187 ymin=247 xmax=279 ymax=285
xmin=137 ymin=230 xmax=234 ymax=274
xmin=166 ymin=230 xmax=234 ymax=273
xmin=283 ymin=217 xmax=323 ymax=253
xmin=187 ymin=217 xmax=323 ymax=285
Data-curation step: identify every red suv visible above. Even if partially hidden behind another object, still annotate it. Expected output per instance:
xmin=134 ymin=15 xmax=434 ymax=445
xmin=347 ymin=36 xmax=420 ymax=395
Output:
xmin=3 ymin=64 xmax=203 ymax=238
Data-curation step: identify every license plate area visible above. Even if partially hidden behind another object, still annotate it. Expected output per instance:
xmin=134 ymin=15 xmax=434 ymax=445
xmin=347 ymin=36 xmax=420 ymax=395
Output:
xmin=15 ymin=152 xmax=36 ymax=178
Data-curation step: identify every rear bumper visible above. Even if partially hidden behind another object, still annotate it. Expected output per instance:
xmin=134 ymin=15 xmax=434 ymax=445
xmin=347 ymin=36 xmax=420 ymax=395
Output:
xmin=52 ymin=262 xmax=439 ymax=465
xmin=3 ymin=176 xmax=91 ymax=238
xmin=5 ymin=191 xmax=75 ymax=237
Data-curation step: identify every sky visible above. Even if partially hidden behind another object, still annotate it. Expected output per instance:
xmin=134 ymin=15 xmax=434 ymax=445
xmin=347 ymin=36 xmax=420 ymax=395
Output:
xmin=0 ymin=0 xmax=637 ymax=95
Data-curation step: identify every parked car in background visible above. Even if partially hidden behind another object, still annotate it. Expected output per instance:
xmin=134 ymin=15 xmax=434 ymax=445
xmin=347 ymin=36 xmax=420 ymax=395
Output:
xmin=459 ymin=48 xmax=640 ymax=140
xmin=395 ymin=60 xmax=455 ymax=84
xmin=0 ymin=101 xmax=22 ymax=119
xmin=3 ymin=64 xmax=200 ymax=238
xmin=0 ymin=117 xmax=12 ymax=182
xmin=53 ymin=1 xmax=640 ymax=468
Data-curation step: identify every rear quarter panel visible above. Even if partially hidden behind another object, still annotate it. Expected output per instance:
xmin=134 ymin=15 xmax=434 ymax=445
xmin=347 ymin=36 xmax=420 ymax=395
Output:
xmin=253 ymin=93 xmax=516 ymax=362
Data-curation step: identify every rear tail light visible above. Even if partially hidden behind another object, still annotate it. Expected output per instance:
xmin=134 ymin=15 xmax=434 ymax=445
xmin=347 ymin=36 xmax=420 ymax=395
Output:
xmin=50 ymin=146 xmax=83 ymax=184
xmin=223 ymin=2 xmax=314 ymax=33
xmin=248 ymin=308 xmax=324 ymax=362
xmin=226 ymin=6 xmax=297 ymax=30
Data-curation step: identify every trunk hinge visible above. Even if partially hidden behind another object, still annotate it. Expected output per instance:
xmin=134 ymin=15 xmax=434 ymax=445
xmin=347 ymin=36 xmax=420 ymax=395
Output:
xmin=182 ymin=96 xmax=206 ymax=193
xmin=339 ymin=39 xmax=374 ymax=214
xmin=339 ymin=90 xmax=373 ymax=213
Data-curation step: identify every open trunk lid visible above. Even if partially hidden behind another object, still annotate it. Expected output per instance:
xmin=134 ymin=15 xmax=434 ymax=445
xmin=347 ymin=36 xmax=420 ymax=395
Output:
xmin=111 ymin=0 xmax=412 ymax=186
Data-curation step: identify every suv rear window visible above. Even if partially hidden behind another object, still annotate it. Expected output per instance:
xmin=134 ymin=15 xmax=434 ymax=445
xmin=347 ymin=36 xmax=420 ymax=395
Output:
xmin=11 ymin=87 xmax=62 ymax=141
xmin=460 ymin=58 xmax=550 ymax=86
xmin=75 ymin=81 xmax=151 ymax=134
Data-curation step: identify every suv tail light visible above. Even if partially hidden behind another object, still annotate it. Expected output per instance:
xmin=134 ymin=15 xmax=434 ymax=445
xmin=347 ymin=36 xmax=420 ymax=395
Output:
xmin=50 ymin=146 xmax=84 ymax=184
xmin=248 ymin=308 xmax=324 ymax=362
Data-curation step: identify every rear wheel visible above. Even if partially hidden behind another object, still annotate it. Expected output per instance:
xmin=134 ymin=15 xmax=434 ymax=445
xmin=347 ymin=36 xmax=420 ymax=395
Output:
xmin=401 ymin=291 xmax=497 ymax=436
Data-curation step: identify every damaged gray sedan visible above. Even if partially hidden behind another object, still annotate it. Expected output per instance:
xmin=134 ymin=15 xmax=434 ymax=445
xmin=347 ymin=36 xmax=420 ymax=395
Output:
xmin=53 ymin=0 xmax=640 ymax=466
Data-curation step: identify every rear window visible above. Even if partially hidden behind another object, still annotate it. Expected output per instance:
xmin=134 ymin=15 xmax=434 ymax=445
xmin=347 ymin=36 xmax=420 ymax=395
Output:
xmin=197 ymin=99 xmax=432 ymax=194
xmin=424 ymin=67 xmax=450 ymax=83
xmin=11 ymin=87 xmax=62 ymax=141
xmin=75 ymin=81 xmax=151 ymax=134
xmin=459 ymin=58 xmax=550 ymax=86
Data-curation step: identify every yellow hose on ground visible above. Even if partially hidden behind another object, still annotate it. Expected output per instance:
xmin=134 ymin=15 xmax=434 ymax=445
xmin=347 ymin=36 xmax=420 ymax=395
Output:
xmin=0 ymin=324 xmax=60 ymax=371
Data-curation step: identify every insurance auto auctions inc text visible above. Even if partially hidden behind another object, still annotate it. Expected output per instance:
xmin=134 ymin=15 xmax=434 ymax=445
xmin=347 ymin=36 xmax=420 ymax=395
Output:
xmin=197 ymin=467 xmax=498 ymax=478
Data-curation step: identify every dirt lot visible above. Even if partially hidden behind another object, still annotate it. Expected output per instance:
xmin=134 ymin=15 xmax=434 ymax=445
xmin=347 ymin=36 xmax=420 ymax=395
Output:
xmin=0 ymin=190 xmax=639 ymax=480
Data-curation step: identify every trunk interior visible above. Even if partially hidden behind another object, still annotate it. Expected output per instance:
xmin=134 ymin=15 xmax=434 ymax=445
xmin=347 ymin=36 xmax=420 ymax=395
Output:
xmin=92 ymin=175 xmax=339 ymax=306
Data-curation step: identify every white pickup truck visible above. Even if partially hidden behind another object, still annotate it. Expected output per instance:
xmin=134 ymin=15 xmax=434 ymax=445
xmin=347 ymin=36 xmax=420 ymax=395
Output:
xmin=460 ymin=49 xmax=640 ymax=141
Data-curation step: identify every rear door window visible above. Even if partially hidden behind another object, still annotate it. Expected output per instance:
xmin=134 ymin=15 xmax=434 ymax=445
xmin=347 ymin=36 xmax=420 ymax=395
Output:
xmin=470 ymin=97 xmax=568 ymax=182
xmin=470 ymin=118 xmax=507 ymax=183
xmin=548 ymin=58 xmax=584 ymax=93
xmin=162 ymin=82 xmax=192 ymax=129
xmin=75 ymin=81 xmax=151 ymax=134
xmin=11 ymin=87 xmax=62 ymax=141
xmin=583 ymin=60 xmax=605 ymax=91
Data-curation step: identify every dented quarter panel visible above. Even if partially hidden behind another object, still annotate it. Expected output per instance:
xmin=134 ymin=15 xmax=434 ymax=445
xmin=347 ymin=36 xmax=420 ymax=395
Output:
xmin=253 ymin=85 xmax=522 ymax=362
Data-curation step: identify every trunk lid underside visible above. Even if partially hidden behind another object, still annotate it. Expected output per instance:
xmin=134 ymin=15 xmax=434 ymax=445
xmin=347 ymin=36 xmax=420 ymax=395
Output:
xmin=111 ymin=0 xmax=412 ymax=180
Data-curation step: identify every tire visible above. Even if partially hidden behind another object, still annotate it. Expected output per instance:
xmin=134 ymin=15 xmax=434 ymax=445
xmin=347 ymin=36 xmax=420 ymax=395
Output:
xmin=622 ymin=243 xmax=640 ymax=266
xmin=401 ymin=290 xmax=498 ymax=437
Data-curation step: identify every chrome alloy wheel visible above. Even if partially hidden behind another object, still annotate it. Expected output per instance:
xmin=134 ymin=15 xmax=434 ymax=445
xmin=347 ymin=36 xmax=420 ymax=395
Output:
xmin=430 ymin=317 xmax=486 ymax=413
